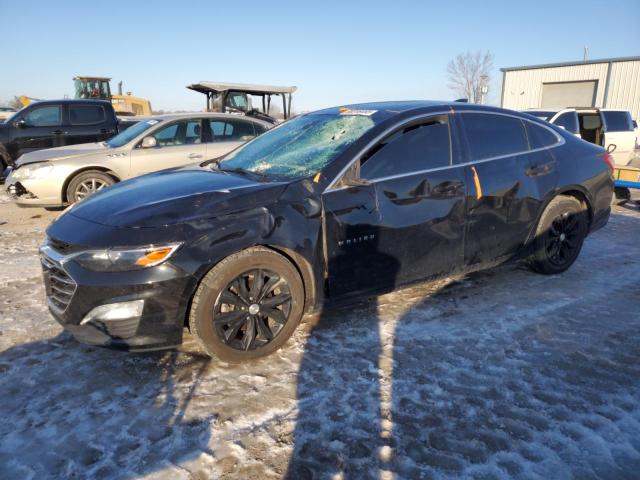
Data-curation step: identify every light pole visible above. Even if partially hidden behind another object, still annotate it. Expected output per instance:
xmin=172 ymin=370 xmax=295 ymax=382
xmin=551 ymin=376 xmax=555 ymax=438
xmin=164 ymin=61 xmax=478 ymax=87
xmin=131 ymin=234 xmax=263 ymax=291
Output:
xmin=479 ymin=75 xmax=489 ymax=105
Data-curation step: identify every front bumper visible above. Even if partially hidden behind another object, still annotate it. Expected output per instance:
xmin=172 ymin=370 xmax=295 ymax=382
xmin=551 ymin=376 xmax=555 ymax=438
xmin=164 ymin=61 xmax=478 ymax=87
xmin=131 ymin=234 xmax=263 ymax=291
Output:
xmin=40 ymin=244 xmax=198 ymax=351
xmin=5 ymin=173 xmax=64 ymax=207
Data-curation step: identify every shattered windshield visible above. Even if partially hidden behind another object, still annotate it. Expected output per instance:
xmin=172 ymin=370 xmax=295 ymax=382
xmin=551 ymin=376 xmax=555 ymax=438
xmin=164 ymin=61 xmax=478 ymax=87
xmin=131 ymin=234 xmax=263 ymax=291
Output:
xmin=218 ymin=113 xmax=377 ymax=180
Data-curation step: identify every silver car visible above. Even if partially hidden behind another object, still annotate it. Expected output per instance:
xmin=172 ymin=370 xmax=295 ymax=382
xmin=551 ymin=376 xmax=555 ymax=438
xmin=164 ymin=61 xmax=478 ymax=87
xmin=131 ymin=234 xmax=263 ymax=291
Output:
xmin=5 ymin=112 xmax=271 ymax=207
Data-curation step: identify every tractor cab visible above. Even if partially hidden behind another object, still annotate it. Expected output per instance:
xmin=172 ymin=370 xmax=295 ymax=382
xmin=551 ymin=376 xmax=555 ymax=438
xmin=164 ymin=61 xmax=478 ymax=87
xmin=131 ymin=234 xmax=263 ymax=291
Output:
xmin=74 ymin=76 xmax=112 ymax=100
xmin=187 ymin=82 xmax=297 ymax=124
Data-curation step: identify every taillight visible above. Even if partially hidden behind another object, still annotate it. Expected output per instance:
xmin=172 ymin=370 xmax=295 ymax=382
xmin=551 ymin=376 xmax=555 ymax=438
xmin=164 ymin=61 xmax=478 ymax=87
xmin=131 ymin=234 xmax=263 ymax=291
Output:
xmin=601 ymin=152 xmax=615 ymax=173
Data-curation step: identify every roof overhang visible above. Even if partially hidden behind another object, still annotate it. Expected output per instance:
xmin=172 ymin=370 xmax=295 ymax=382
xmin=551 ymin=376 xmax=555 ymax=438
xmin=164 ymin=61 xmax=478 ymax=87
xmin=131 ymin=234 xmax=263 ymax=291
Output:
xmin=187 ymin=81 xmax=297 ymax=95
xmin=500 ymin=56 xmax=640 ymax=72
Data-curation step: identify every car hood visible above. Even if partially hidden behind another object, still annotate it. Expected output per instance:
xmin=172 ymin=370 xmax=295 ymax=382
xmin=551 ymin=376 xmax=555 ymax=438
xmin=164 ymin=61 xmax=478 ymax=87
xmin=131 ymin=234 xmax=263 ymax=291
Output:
xmin=16 ymin=142 xmax=109 ymax=165
xmin=65 ymin=166 xmax=287 ymax=228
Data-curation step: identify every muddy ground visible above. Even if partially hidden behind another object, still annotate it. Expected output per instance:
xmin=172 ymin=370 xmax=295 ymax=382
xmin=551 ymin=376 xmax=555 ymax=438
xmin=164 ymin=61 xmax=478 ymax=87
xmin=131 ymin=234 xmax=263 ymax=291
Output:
xmin=1 ymin=193 xmax=639 ymax=479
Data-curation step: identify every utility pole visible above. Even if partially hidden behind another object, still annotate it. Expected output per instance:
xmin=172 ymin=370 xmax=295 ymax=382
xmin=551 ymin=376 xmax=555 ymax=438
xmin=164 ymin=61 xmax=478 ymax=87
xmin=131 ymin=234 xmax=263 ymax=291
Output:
xmin=583 ymin=46 xmax=588 ymax=62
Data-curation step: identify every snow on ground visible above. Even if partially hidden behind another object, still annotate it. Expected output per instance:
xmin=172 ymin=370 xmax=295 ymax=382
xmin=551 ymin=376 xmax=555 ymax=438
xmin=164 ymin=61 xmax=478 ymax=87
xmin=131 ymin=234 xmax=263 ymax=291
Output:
xmin=1 ymin=194 xmax=640 ymax=479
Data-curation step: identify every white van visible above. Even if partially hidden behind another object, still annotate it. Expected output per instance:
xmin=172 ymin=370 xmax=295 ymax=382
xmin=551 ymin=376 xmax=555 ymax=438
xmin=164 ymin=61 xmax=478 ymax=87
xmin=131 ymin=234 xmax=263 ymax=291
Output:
xmin=526 ymin=108 xmax=637 ymax=166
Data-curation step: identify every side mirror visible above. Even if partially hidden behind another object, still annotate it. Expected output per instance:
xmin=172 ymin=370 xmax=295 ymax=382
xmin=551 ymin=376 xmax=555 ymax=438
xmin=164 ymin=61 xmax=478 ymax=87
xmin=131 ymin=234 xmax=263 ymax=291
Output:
xmin=607 ymin=144 xmax=617 ymax=154
xmin=141 ymin=136 xmax=157 ymax=148
xmin=13 ymin=119 xmax=27 ymax=129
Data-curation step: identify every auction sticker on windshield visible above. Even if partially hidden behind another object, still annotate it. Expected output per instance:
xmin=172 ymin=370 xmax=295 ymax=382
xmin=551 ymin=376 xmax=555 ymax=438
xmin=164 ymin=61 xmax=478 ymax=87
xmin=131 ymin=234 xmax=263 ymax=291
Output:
xmin=339 ymin=108 xmax=377 ymax=116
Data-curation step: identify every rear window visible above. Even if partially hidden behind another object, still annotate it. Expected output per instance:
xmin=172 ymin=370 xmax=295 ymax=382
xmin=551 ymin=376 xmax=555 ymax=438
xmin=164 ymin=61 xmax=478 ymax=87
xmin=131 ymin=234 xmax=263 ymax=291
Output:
xmin=526 ymin=122 xmax=560 ymax=149
xmin=603 ymin=111 xmax=633 ymax=132
xmin=69 ymin=105 xmax=106 ymax=125
xmin=460 ymin=113 xmax=528 ymax=161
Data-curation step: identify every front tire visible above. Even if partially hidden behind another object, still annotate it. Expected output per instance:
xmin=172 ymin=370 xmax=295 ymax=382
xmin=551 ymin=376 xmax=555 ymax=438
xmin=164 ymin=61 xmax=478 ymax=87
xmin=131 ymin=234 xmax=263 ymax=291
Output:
xmin=66 ymin=170 xmax=115 ymax=204
xmin=527 ymin=195 xmax=589 ymax=275
xmin=189 ymin=247 xmax=304 ymax=362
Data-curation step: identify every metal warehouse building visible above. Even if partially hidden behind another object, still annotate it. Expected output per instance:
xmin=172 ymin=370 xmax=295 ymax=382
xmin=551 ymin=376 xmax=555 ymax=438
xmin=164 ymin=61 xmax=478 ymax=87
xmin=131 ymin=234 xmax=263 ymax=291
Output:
xmin=500 ymin=56 xmax=640 ymax=121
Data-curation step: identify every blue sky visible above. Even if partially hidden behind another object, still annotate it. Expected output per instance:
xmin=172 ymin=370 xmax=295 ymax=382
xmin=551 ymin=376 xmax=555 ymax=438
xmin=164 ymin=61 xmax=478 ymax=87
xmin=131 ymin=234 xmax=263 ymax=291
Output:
xmin=1 ymin=0 xmax=639 ymax=112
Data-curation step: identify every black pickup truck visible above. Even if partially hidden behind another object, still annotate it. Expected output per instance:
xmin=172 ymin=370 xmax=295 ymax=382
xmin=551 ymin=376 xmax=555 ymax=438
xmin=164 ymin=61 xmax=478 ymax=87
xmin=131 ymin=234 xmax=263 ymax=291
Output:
xmin=0 ymin=99 xmax=132 ymax=179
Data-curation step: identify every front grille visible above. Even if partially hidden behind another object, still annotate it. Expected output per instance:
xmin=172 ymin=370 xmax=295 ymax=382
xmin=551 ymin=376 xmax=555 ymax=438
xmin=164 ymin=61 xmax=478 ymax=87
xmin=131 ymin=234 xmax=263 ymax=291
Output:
xmin=41 ymin=251 xmax=77 ymax=313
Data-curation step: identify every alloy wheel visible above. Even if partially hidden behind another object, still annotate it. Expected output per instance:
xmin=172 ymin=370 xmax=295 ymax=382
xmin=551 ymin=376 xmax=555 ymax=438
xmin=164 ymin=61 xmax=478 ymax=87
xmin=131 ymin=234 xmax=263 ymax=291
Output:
xmin=74 ymin=178 xmax=109 ymax=200
xmin=213 ymin=269 xmax=292 ymax=351
xmin=545 ymin=211 xmax=582 ymax=267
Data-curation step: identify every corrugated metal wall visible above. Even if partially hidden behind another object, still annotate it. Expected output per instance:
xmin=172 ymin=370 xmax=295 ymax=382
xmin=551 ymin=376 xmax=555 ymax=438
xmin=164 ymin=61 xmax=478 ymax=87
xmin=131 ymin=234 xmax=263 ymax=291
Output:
xmin=501 ymin=60 xmax=640 ymax=120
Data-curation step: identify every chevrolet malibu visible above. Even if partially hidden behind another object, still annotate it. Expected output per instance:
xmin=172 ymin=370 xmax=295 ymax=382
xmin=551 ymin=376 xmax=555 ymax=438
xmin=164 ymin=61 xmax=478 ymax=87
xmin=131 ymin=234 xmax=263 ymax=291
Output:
xmin=6 ymin=112 xmax=270 ymax=207
xmin=41 ymin=101 xmax=613 ymax=362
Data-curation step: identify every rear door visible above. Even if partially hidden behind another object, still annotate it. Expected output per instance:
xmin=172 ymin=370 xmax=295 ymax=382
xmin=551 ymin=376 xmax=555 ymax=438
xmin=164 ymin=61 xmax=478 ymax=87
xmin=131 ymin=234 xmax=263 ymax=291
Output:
xmin=322 ymin=114 xmax=467 ymax=297
xmin=204 ymin=118 xmax=259 ymax=159
xmin=66 ymin=103 xmax=114 ymax=145
xmin=601 ymin=110 xmax=636 ymax=166
xmin=457 ymin=111 xmax=541 ymax=266
xmin=128 ymin=119 xmax=206 ymax=177
xmin=9 ymin=104 xmax=64 ymax=158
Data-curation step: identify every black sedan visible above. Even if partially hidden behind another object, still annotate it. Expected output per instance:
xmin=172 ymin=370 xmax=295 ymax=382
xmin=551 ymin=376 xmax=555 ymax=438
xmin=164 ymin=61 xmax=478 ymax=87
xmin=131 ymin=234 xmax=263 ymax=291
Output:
xmin=42 ymin=101 xmax=614 ymax=361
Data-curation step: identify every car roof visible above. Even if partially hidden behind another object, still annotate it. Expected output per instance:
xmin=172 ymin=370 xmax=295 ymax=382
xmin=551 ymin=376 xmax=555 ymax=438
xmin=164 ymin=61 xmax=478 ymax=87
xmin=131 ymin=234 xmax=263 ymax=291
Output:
xmin=30 ymin=99 xmax=112 ymax=106
xmin=314 ymin=101 xmax=536 ymax=119
xmin=149 ymin=111 xmax=272 ymax=126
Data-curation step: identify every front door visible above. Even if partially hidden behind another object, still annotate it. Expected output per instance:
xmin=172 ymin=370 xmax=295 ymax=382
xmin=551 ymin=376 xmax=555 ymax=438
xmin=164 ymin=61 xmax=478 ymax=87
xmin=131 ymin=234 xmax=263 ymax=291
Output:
xmin=9 ymin=104 xmax=64 ymax=159
xmin=128 ymin=119 xmax=206 ymax=178
xmin=322 ymin=114 xmax=467 ymax=298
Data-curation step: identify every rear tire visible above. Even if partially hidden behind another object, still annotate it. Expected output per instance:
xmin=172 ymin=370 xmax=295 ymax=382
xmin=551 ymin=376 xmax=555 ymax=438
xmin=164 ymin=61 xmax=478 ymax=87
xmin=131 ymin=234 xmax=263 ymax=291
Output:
xmin=66 ymin=170 xmax=115 ymax=204
xmin=527 ymin=195 xmax=589 ymax=275
xmin=189 ymin=247 xmax=304 ymax=362
xmin=613 ymin=187 xmax=631 ymax=206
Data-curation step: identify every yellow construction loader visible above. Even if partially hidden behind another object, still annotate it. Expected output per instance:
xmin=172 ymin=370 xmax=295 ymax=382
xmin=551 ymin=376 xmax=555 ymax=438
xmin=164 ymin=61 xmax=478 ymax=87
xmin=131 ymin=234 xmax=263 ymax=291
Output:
xmin=73 ymin=76 xmax=152 ymax=116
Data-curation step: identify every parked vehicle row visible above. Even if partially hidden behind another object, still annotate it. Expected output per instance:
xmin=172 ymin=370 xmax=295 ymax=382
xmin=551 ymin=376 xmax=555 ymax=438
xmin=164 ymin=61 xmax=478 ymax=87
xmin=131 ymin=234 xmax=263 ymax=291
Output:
xmin=0 ymin=99 xmax=130 ymax=179
xmin=40 ymin=101 xmax=613 ymax=361
xmin=5 ymin=113 xmax=271 ymax=207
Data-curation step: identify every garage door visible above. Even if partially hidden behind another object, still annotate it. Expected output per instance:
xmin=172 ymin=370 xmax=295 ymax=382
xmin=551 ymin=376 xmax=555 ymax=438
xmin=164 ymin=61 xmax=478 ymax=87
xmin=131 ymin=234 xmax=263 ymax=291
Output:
xmin=541 ymin=81 xmax=598 ymax=108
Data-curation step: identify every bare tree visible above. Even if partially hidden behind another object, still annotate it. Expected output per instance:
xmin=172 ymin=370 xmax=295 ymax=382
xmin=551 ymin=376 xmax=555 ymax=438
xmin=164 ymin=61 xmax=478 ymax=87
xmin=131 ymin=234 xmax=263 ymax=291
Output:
xmin=9 ymin=96 xmax=24 ymax=110
xmin=447 ymin=51 xmax=494 ymax=103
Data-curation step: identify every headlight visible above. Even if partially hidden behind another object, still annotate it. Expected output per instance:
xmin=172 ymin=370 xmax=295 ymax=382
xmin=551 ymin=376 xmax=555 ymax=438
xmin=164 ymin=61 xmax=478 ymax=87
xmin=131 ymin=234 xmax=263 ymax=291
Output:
xmin=73 ymin=243 xmax=182 ymax=272
xmin=12 ymin=162 xmax=54 ymax=180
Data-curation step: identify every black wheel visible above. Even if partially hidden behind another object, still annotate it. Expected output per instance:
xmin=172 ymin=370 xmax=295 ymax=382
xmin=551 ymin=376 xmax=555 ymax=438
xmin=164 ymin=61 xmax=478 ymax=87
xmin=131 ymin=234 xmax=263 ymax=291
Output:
xmin=527 ymin=196 xmax=589 ymax=275
xmin=613 ymin=187 xmax=631 ymax=206
xmin=189 ymin=247 xmax=304 ymax=362
xmin=0 ymin=145 xmax=10 ymax=176
xmin=66 ymin=170 xmax=114 ymax=204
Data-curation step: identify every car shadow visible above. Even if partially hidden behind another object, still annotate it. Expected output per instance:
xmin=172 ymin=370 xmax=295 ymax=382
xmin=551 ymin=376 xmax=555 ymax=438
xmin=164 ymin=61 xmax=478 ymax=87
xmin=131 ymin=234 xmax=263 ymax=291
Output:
xmin=0 ymin=331 xmax=214 ymax=479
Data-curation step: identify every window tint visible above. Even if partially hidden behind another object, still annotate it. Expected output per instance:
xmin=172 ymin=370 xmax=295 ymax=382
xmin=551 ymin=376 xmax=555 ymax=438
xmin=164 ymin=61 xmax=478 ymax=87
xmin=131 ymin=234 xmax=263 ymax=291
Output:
xmin=69 ymin=105 xmax=105 ymax=125
xmin=360 ymin=118 xmax=451 ymax=180
xmin=603 ymin=111 xmax=632 ymax=132
xmin=554 ymin=112 xmax=578 ymax=134
xmin=150 ymin=120 xmax=201 ymax=147
xmin=461 ymin=113 xmax=528 ymax=161
xmin=23 ymin=105 xmax=61 ymax=126
xmin=526 ymin=122 xmax=559 ymax=149
xmin=208 ymin=119 xmax=256 ymax=142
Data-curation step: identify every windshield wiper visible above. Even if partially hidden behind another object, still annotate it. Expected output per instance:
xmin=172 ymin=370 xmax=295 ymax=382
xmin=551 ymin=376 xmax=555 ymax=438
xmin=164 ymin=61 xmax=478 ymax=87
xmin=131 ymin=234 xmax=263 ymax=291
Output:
xmin=205 ymin=159 xmax=266 ymax=181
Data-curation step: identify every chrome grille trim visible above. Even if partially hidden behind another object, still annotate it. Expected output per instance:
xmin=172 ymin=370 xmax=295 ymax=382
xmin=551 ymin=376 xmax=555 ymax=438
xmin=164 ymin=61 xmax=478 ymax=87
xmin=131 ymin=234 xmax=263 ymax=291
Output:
xmin=40 ymin=244 xmax=77 ymax=314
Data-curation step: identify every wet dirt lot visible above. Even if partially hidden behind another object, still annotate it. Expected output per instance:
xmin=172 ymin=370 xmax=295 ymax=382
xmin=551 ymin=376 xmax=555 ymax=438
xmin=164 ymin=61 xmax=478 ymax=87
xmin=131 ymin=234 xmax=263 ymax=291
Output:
xmin=1 ymin=193 xmax=639 ymax=479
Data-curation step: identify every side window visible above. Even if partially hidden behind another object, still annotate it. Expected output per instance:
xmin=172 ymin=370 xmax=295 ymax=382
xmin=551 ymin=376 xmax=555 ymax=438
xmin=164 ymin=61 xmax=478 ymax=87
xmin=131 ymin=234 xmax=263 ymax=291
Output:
xmin=603 ymin=111 xmax=633 ymax=132
xmin=226 ymin=120 xmax=256 ymax=140
xmin=69 ymin=105 xmax=105 ymax=125
xmin=360 ymin=117 xmax=451 ymax=180
xmin=554 ymin=112 xmax=579 ymax=134
xmin=208 ymin=119 xmax=256 ymax=141
xmin=460 ymin=113 xmax=528 ymax=161
xmin=184 ymin=120 xmax=202 ymax=144
xmin=23 ymin=105 xmax=62 ymax=126
xmin=526 ymin=122 xmax=560 ymax=149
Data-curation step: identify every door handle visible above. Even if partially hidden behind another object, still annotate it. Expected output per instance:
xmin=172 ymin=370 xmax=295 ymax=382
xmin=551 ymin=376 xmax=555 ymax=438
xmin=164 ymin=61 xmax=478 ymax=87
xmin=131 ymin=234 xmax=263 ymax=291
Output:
xmin=188 ymin=153 xmax=203 ymax=159
xmin=100 ymin=128 xmax=111 ymax=134
xmin=52 ymin=129 xmax=67 ymax=135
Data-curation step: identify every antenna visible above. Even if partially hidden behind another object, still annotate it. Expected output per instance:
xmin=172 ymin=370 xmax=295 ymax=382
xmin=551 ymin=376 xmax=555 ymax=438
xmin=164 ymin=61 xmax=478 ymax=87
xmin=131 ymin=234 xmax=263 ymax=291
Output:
xmin=583 ymin=46 xmax=588 ymax=62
